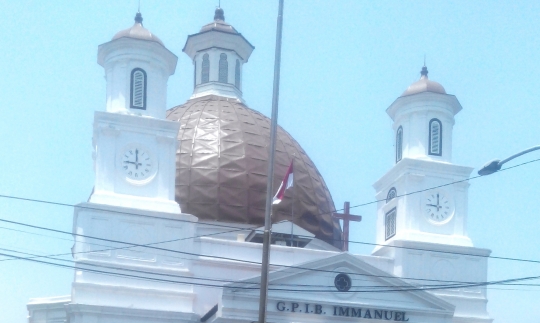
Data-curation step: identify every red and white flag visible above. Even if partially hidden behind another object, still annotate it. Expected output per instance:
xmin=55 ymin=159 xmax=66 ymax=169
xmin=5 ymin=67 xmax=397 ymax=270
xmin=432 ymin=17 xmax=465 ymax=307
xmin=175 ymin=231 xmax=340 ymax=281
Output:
xmin=272 ymin=160 xmax=294 ymax=205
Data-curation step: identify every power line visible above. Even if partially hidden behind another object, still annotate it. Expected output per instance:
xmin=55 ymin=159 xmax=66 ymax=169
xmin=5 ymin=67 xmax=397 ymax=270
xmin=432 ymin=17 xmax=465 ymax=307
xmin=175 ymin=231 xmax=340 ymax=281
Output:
xmin=0 ymin=224 xmax=248 ymax=265
xmin=344 ymin=157 xmax=540 ymax=212
xmin=1 ymin=216 xmax=539 ymax=288
xmin=0 ymin=157 xmax=538 ymax=278
xmin=1 ymin=156 xmax=537 ymax=233
xmin=1 ymin=248 xmax=538 ymax=294
xmin=0 ymin=246 xmax=482 ymax=290
xmin=2 ymin=210 xmax=540 ymax=267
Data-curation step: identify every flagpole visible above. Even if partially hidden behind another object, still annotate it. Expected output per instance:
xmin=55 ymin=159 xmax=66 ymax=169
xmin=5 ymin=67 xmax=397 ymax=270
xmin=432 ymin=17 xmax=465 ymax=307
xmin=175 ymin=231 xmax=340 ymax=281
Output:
xmin=258 ymin=0 xmax=285 ymax=323
xmin=290 ymin=158 xmax=294 ymax=247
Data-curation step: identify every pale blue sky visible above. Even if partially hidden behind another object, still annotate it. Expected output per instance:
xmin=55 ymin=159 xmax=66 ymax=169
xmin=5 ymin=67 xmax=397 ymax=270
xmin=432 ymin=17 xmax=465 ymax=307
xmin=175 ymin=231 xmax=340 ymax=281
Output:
xmin=0 ymin=1 xmax=539 ymax=322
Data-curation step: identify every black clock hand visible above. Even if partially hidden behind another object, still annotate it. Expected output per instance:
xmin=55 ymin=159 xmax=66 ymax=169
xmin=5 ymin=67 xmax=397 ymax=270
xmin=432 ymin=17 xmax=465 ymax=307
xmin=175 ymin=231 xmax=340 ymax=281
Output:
xmin=135 ymin=150 xmax=139 ymax=169
xmin=426 ymin=204 xmax=438 ymax=208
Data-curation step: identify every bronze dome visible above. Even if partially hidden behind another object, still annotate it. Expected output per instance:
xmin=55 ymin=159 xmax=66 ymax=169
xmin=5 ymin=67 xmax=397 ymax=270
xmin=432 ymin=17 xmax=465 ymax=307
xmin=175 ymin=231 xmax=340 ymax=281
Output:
xmin=199 ymin=7 xmax=239 ymax=35
xmin=401 ymin=66 xmax=446 ymax=97
xmin=166 ymin=95 xmax=341 ymax=248
xmin=112 ymin=13 xmax=164 ymax=46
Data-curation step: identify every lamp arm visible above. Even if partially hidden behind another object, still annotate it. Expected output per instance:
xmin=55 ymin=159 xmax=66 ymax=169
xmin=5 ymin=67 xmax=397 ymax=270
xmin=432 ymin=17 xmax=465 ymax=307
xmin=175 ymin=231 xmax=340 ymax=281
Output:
xmin=499 ymin=145 xmax=540 ymax=167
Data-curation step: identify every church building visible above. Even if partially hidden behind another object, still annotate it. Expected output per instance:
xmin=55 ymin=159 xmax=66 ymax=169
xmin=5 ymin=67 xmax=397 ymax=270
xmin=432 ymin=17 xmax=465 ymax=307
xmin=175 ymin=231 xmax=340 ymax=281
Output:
xmin=27 ymin=7 xmax=492 ymax=323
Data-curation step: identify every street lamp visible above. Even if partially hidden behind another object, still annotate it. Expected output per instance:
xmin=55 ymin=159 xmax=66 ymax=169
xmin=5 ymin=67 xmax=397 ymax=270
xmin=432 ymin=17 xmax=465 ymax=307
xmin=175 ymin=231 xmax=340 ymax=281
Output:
xmin=478 ymin=145 xmax=540 ymax=176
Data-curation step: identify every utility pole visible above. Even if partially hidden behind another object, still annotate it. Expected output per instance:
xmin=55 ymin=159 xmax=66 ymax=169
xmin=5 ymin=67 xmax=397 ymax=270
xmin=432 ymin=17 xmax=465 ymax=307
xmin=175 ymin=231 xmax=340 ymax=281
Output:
xmin=258 ymin=1 xmax=285 ymax=323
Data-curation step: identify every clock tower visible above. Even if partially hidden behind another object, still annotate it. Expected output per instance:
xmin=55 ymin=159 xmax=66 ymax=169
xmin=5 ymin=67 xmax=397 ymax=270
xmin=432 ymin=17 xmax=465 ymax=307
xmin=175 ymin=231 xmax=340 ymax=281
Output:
xmin=68 ymin=13 xmax=198 ymax=322
xmin=371 ymin=66 xmax=492 ymax=323
xmin=372 ymin=66 xmax=474 ymax=248
xmin=89 ymin=12 xmax=180 ymax=213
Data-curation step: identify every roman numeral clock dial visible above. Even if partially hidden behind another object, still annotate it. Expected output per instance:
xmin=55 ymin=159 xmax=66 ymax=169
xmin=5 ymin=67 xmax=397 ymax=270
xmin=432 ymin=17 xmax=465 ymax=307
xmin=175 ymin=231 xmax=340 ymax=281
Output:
xmin=119 ymin=144 xmax=157 ymax=184
xmin=423 ymin=191 xmax=454 ymax=224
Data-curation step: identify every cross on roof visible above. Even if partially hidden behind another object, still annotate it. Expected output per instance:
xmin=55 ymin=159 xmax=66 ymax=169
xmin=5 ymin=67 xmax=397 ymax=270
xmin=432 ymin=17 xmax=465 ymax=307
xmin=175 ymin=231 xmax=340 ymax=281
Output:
xmin=332 ymin=202 xmax=362 ymax=252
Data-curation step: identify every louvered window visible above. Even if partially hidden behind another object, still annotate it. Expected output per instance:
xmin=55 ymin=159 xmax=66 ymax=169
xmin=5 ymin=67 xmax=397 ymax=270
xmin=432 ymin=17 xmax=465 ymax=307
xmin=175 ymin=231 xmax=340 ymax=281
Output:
xmin=386 ymin=188 xmax=397 ymax=203
xmin=396 ymin=126 xmax=403 ymax=163
xmin=201 ymin=53 xmax=210 ymax=84
xmin=429 ymin=119 xmax=442 ymax=156
xmin=130 ymin=68 xmax=146 ymax=110
xmin=193 ymin=59 xmax=197 ymax=88
xmin=219 ymin=53 xmax=228 ymax=83
xmin=385 ymin=207 xmax=397 ymax=240
xmin=235 ymin=59 xmax=241 ymax=89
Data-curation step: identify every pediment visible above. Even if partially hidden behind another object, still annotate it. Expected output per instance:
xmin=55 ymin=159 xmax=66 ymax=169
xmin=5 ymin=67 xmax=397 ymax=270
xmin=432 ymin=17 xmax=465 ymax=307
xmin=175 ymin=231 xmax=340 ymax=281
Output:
xmin=218 ymin=253 xmax=455 ymax=323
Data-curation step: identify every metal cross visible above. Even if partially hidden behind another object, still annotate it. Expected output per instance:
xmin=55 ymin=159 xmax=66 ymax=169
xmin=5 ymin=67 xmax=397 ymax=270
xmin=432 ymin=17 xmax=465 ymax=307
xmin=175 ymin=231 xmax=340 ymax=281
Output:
xmin=332 ymin=202 xmax=362 ymax=252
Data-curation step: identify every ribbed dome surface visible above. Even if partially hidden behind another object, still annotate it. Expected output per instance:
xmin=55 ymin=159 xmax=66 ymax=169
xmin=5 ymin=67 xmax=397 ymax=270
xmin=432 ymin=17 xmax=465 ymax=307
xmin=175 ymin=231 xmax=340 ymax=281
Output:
xmin=166 ymin=95 xmax=341 ymax=247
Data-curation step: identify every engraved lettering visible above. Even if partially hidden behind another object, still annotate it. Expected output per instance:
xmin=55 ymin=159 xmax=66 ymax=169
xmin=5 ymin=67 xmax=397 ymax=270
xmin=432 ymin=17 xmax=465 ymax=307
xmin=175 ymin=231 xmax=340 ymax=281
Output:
xmin=338 ymin=307 xmax=349 ymax=317
xmin=385 ymin=311 xmax=393 ymax=320
xmin=364 ymin=310 xmax=372 ymax=319
xmin=276 ymin=302 xmax=285 ymax=311
xmin=291 ymin=303 xmax=299 ymax=312
xmin=314 ymin=305 xmax=322 ymax=315
xmin=351 ymin=308 xmax=362 ymax=317
xmin=375 ymin=310 xmax=383 ymax=319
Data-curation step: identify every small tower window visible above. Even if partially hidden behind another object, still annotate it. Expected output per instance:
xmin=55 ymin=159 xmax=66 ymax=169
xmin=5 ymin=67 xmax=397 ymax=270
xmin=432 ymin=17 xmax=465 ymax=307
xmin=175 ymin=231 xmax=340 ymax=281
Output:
xmin=385 ymin=207 xmax=397 ymax=241
xmin=235 ymin=59 xmax=241 ymax=89
xmin=130 ymin=68 xmax=147 ymax=110
xmin=201 ymin=53 xmax=210 ymax=84
xmin=396 ymin=126 xmax=403 ymax=163
xmin=429 ymin=119 xmax=442 ymax=156
xmin=219 ymin=53 xmax=228 ymax=83
xmin=386 ymin=187 xmax=397 ymax=203
xmin=193 ymin=59 xmax=197 ymax=89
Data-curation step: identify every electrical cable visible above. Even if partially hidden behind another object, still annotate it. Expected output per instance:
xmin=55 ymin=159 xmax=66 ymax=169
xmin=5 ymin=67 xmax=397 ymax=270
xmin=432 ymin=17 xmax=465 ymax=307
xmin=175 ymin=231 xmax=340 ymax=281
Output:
xmin=1 ymin=249 xmax=538 ymax=294
xmin=1 ymin=156 xmax=537 ymax=233
xmin=2 ymin=211 xmax=540 ymax=267
xmin=339 ymin=157 xmax=540 ymax=212
xmin=0 ymin=157 xmax=538 ymax=287
xmin=0 ymin=247 xmax=480 ymax=290
xmin=1 ymin=216 xmax=540 ymax=288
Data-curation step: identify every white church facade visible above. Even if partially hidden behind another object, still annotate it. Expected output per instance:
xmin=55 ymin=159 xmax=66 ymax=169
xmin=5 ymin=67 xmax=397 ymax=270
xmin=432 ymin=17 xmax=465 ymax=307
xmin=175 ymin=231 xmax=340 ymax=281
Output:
xmin=27 ymin=7 xmax=492 ymax=323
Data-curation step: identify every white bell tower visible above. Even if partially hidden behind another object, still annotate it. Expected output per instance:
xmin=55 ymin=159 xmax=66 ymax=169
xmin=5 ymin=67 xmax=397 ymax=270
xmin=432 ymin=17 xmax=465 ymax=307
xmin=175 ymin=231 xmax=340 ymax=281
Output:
xmin=89 ymin=12 xmax=180 ymax=213
xmin=372 ymin=66 xmax=475 ymax=248
xmin=371 ymin=66 xmax=492 ymax=323
xmin=68 ymin=13 xmax=198 ymax=322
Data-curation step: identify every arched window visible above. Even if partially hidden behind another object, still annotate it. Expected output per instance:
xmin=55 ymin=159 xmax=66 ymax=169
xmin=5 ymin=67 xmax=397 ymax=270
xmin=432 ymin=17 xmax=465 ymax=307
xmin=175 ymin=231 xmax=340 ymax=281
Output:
xmin=396 ymin=126 xmax=403 ymax=163
xmin=386 ymin=187 xmax=397 ymax=203
xmin=193 ymin=59 xmax=197 ymax=88
xmin=235 ymin=59 xmax=241 ymax=89
xmin=219 ymin=53 xmax=228 ymax=83
xmin=130 ymin=68 xmax=147 ymax=110
xmin=201 ymin=53 xmax=210 ymax=84
xmin=429 ymin=119 xmax=442 ymax=156
xmin=385 ymin=207 xmax=397 ymax=241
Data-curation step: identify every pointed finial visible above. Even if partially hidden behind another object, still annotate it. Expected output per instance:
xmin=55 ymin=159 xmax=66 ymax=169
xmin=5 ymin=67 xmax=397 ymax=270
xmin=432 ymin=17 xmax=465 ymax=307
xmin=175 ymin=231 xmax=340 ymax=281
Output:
xmin=134 ymin=12 xmax=143 ymax=24
xmin=138 ymin=0 xmax=141 ymax=13
xmin=214 ymin=7 xmax=225 ymax=21
xmin=420 ymin=65 xmax=428 ymax=77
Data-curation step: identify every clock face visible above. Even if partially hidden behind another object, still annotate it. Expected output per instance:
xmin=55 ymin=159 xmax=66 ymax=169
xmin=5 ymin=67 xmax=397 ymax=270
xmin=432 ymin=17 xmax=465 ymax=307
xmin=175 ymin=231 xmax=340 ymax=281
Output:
xmin=119 ymin=145 xmax=156 ymax=183
xmin=423 ymin=191 xmax=454 ymax=223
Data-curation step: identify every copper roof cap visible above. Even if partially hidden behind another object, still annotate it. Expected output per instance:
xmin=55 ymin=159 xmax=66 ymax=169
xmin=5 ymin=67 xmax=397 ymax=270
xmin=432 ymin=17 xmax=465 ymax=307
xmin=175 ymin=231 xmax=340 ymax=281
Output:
xmin=112 ymin=12 xmax=164 ymax=46
xmin=401 ymin=66 xmax=446 ymax=96
xmin=200 ymin=7 xmax=239 ymax=34
xmin=167 ymin=95 xmax=342 ymax=248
